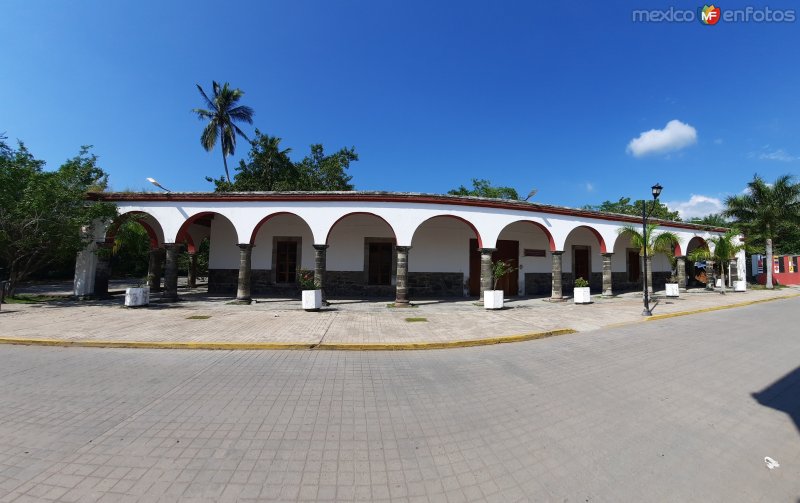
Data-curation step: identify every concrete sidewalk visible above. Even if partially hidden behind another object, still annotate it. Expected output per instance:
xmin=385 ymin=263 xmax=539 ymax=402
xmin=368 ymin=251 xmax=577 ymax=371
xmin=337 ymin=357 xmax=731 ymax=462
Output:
xmin=1 ymin=286 xmax=797 ymax=348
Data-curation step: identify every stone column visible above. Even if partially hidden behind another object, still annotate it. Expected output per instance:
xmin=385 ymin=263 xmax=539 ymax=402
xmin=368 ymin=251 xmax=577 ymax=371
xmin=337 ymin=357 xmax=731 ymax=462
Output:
xmin=394 ymin=246 xmax=411 ymax=306
xmin=93 ymin=241 xmax=113 ymax=298
xmin=236 ymin=244 xmax=253 ymax=303
xmin=479 ymin=248 xmax=496 ymax=300
xmin=601 ymin=253 xmax=613 ymax=297
xmin=74 ymin=239 xmax=98 ymax=298
xmin=313 ymin=244 xmax=328 ymax=303
xmin=676 ymin=256 xmax=687 ymax=291
xmin=163 ymin=243 xmax=180 ymax=301
xmin=706 ymin=260 xmax=716 ymax=290
xmin=551 ymin=251 xmax=564 ymax=301
xmin=147 ymin=247 xmax=165 ymax=292
xmin=187 ymin=252 xmax=198 ymax=289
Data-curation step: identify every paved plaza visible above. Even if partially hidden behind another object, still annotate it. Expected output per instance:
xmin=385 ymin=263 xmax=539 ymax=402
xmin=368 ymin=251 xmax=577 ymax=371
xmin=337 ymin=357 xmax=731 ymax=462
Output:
xmin=1 ymin=283 xmax=797 ymax=347
xmin=0 ymin=296 xmax=798 ymax=501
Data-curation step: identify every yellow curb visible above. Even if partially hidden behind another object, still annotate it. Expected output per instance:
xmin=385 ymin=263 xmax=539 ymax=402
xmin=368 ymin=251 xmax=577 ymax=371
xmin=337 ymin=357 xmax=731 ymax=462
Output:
xmin=314 ymin=329 xmax=577 ymax=351
xmin=0 ymin=329 xmax=577 ymax=351
xmin=0 ymin=338 xmax=314 ymax=351
xmin=646 ymin=292 xmax=800 ymax=322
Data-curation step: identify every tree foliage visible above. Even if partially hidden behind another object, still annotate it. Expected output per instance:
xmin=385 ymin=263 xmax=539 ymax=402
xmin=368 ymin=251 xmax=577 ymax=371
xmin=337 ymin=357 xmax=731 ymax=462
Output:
xmin=688 ymin=213 xmax=731 ymax=228
xmin=448 ymin=179 xmax=519 ymax=200
xmin=583 ymin=197 xmax=681 ymax=221
xmin=617 ymin=223 xmax=680 ymax=258
xmin=0 ymin=140 xmax=116 ymax=294
xmin=687 ymin=229 xmax=747 ymax=292
xmin=724 ymin=174 xmax=800 ymax=288
xmin=724 ymin=174 xmax=800 ymax=254
xmin=206 ymin=130 xmax=357 ymax=192
xmin=193 ymin=81 xmax=254 ymax=184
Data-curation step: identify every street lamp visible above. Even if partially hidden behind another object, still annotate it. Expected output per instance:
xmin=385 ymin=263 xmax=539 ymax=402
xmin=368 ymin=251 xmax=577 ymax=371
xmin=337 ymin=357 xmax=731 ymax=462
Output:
xmin=642 ymin=183 xmax=663 ymax=316
xmin=146 ymin=177 xmax=171 ymax=193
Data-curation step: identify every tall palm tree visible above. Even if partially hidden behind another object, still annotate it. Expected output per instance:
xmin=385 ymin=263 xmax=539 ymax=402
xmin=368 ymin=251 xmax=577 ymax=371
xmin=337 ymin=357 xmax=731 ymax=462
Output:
xmin=724 ymin=174 xmax=800 ymax=289
xmin=192 ymin=81 xmax=254 ymax=183
xmin=687 ymin=230 xmax=747 ymax=293
xmin=618 ymin=224 xmax=680 ymax=294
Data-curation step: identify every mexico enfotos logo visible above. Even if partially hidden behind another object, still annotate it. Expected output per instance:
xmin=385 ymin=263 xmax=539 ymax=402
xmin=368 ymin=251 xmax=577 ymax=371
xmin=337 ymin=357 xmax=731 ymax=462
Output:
xmin=633 ymin=5 xmax=796 ymax=24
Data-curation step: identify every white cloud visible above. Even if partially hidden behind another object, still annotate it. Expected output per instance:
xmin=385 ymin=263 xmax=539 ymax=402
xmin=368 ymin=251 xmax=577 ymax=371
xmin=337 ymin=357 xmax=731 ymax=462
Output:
xmin=759 ymin=149 xmax=797 ymax=162
xmin=664 ymin=195 xmax=724 ymax=220
xmin=627 ymin=119 xmax=698 ymax=157
xmin=585 ymin=182 xmax=595 ymax=192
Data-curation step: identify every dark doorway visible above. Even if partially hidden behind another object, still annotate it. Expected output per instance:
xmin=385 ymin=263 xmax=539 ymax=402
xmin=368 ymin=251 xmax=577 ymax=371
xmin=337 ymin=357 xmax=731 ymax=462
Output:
xmin=368 ymin=242 xmax=393 ymax=285
xmin=574 ymin=247 xmax=590 ymax=284
xmin=468 ymin=239 xmax=519 ymax=296
xmin=275 ymin=240 xmax=298 ymax=283
xmin=627 ymin=249 xmax=641 ymax=282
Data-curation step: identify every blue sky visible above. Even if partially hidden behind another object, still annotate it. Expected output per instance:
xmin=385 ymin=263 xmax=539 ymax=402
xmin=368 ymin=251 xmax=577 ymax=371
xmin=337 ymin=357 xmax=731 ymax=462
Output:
xmin=2 ymin=0 xmax=798 ymax=218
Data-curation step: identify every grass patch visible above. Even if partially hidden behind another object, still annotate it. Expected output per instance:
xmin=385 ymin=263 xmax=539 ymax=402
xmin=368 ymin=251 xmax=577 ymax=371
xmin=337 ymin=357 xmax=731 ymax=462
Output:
xmin=3 ymin=294 xmax=66 ymax=304
xmin=186 ymin=315 xmax=212 ymax=320
xmin=404 ymin=317 xmax=428 ymax=322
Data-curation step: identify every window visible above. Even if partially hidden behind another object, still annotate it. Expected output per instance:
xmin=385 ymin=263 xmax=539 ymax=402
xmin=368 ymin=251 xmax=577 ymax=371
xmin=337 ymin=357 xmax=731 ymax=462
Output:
xmin=368 ymin=242 xmax=393 ymax=285
xmin=275 ymin=240 xmax=298 ymax=283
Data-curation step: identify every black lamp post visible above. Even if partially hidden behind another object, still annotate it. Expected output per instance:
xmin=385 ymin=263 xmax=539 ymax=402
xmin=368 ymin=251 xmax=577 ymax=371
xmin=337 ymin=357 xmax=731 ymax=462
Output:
xmin=642 ymin=183 xmax=663 ymax=316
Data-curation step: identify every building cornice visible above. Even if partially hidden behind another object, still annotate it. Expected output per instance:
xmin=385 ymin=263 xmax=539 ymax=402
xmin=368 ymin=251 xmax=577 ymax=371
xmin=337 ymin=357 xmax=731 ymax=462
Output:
xmin=87 ymin=191 xmax=729 ymax=233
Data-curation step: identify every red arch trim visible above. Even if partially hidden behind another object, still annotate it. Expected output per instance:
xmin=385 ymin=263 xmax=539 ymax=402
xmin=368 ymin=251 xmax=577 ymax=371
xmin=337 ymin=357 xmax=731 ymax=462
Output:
xmin=412 ymin=215 xmax=482 ymax=248
xmin=176 ymin=229 xmax=197 ymax=254
xmin=176 ymin=211 xmax=239 ymax=246
xmin=502 ymin=220 xmax=556 ymax=252
xmin=674 ymin=243 xmax=683 ymax=256
xmin=249 ymin=212 xmax=314 ymax=245
xmin=568 ymin=225 xmax=607 ymax=253
xmin=105 ymin=212 xmax=160 ymax=250
xmin=325 ymin=212 xmax=398 ymax=245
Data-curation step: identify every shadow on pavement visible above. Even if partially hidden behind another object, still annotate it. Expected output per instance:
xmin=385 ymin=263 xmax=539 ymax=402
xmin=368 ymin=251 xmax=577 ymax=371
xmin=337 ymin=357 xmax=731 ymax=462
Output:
xmin=752 ymin=365 xmax=800 ymax=436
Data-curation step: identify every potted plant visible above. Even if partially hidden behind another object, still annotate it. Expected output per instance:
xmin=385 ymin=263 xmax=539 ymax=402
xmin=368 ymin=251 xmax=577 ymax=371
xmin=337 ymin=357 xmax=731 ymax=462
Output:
xmin=573 ymin=277 xmax=591 ymax=304
xmin=298 ymin=270 xmax=322 ymax=311
xmin=124 ymin=278 xmax=150 ymax=307
xmin=665 ymin=274 xmax=680 ymax=298
xmin=484 ymin=260 xmax=516 ymax=310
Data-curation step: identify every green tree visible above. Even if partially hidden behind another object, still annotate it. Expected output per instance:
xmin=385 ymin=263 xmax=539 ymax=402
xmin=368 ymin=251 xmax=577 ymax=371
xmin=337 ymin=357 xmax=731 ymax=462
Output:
xmin=688 ymin=213 xmax=730 ymax=228
xmin=449 ymin=179 xmax=519 ymax=200
xmin=193 ymin=81 xmax=254 ymax=184
xmin=583 ymin=197 xmax=681 ymax=221
xmin=687 ymin=229 xmax=747 ymax=293
xmin=724 ymin=174 xmax=800 ymax=289
xmin=617 ymin=224 xmax=680 ymax=294
xmin=0 ymin=141 xmax=116 ymax=295
xmin=207 ymin=132 xmax=357 ymax=192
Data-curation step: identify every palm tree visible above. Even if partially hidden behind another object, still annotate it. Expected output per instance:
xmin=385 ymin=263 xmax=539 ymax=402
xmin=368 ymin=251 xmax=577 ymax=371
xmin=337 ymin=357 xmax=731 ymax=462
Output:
xmin=724 ymin=174 xmax=800 ymax=289
xmin=618 ymin=224 xmax=680 ymax=294
xmin=192 ymin=81 xmax=254 ymax=183
xmin=687 ymin=230 xmax=747 ymax=293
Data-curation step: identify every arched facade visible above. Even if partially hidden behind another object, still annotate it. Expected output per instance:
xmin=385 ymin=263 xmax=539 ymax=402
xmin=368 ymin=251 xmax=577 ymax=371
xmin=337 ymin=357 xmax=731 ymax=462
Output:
xmin=77 ymin=192 xmax=737 ymax=301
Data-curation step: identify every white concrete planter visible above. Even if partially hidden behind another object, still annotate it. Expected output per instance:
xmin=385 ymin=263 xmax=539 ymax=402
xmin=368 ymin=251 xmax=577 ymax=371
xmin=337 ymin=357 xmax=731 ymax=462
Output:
xmin=124 ymin=287 xmax=150 ymax=307
xmin=573 ymin=287 xmax=592 ymax=304
xmin=665 ymin=283 xmax=680 ymax=298
xmin=484 ymin=290 xmax=504 ymax=310
xmin=734 ymin=280 xmax=747 ymax=292
xmin=302 ymin=290 xmax=322 ymax=311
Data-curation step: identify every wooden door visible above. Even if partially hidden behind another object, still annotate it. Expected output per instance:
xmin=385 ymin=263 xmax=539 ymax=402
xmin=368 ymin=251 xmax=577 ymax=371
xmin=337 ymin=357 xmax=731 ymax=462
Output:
xmin=493 ymin=240 xmax=519 ymax=296
xmin=627 ymin=250 xmax=640 ymax=282
xmin=469 ymin=239 xmax=480 ymax=296
xmin=574 ymin=247 xmax=590 ymax=284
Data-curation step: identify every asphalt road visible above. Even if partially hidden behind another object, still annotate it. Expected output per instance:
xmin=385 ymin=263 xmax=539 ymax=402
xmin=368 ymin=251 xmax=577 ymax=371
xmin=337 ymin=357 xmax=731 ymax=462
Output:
xmin=0 ymin=298 xmax=798 ymax=502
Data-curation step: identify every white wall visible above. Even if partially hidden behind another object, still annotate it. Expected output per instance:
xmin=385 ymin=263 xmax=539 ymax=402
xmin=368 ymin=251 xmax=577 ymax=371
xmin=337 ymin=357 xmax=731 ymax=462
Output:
xmin=409 ymin=217 xmax=474 ymax=273
xmin=251 ymin=214 xmax=315 ymax=271
xmin=326 ymin=214 xmax=395 ymax=271
xmin=208 ymin=216 xmax=241 ymax=269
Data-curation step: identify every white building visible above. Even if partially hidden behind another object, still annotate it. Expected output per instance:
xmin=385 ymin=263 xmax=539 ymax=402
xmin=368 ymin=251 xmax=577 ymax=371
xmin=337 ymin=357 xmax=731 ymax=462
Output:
xmin=74 ymin=191 xmax=741 ymax=303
